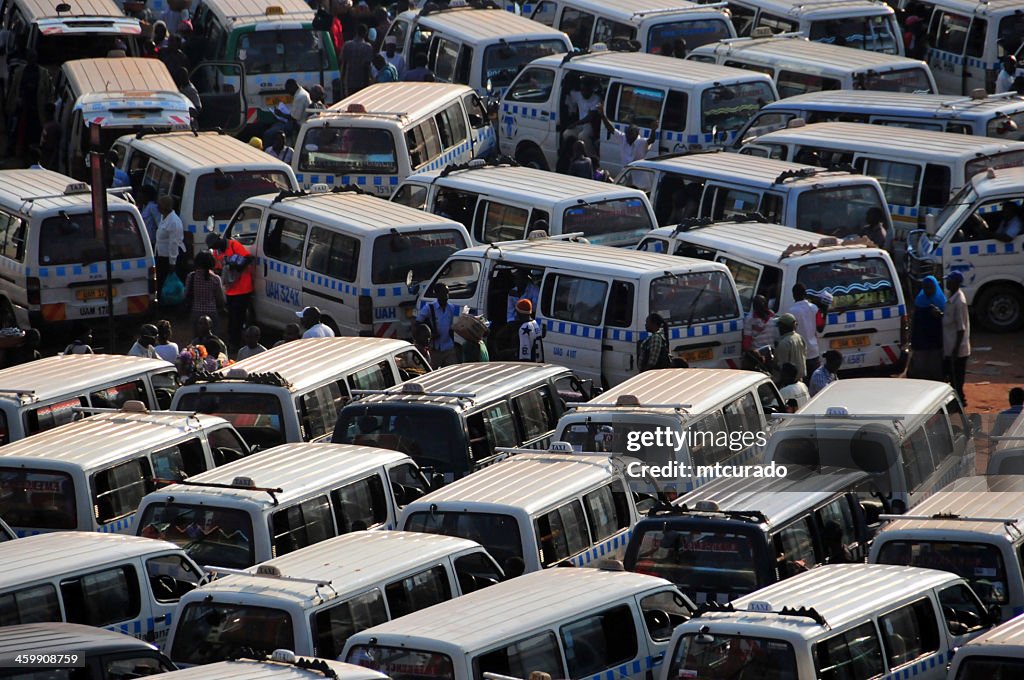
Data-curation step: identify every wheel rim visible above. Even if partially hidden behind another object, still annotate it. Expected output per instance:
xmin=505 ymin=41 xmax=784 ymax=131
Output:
xmin=988 ymin=292 xmax=1022 ymax=327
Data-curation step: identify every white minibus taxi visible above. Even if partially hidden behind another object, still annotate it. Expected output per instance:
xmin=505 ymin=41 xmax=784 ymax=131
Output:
xmin=420 ymin=237 xmax=744 ymax=387
xmin=946 ymin=612 xmax=1024 ymax=679
xmin=171 ymin=338 xmax=431 ymax=448
xmin=232 ymin=189 xmax=469 ymax=339
xmin=0 ymin=404 xmax=249 ymax=536
xmin=114 ymin=131 xmax=298 ymax=255
xmin=554 ymin=368 xmax=784 ymax=495
xmin=134 ymin=443 xmax=433 ymax=569
xmin=400 ymin=450 xmax=643 ymax=574
xmin=391 ymin=160 xmax=656 ymax=246
xmin=640 ymin=221 xmax=908 ymax=374
xmin=662 ymin=564 xmax=994 ymax=680
xmin=294 ymin=83 xmax=496 ymax=193
xmin=722 ymin=0 xmax=902 ymax=54
xmin=343 ymin=568 xmax=695 ymax=680
xmin=498 ymin=49 xmax=778 ymax=174
xmin=528 ymin=0 xmax=737 ymax=53
xmin=618 ymin=151 xmax=891 ymax=234
xmin=870 ymin=475 xmax=1024 ymax=623
xmin=688 ymin=33 xmax=938 ymax=96
xmin=167 ymin=531 xmax=504 ymax=666
xmin=386 ymin=4 xmax=572 ymax=97
xmin=0 ymin=354 xmax=178 ymax=445
xmin=764 ymin=378 xmax=975 ymax=513
xmin=0 ymin=170 xmax=154 ymax=327
xmin=0 ymin=532 xmax=203 ymax=645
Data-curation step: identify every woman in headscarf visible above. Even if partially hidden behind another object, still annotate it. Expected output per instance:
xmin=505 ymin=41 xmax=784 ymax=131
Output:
xmin=908 ymin=275 xmax=945 ymax=380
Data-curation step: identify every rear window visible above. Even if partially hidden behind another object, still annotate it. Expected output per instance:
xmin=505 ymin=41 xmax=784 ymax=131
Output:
xmin=371 ymin=229 xmax=466 ymax=284
xmin=39 ymin=210 xmax=146 ymax=266
xmin=24 ymin=397 xmax=85 ymax=436
xmin=171 ymin=601 xmax=294 ymax=665
xmin=955 ymin=657 xmax=1024 ymax=680
xmin=561 ymin=197 xmax=653 ymax=247
xmin=235 ymin=28 xmax=330 ymax=74
xmin=795 ymin=184 xmax=888 ymax=239
xmin=0 ymin=468 xmax=77 ymax=530
xmin=404 ymin=511 xmax=524 ymax=573
xmin=348 ymin=645 xmax=455 ymax=680
xmin=648 ymin=19 xmax=733 ymax=53
xmin=877 ymin=540 xmax=1008 ymax=607
xmin=650 ymin=270 xmax=739 ymax=327
xmin=137 ymin=502 xmax=256 ymax=569
xmin=193 ymin=171 xmax=292 ymax=221
xmin=483 ymin=39 xmax=567 ymax=89
xmin=299 ymin=127 xmax=398 ymax=175
xmin=176 ymin=391 xmax=285 ymax=451
xmin=700 ymin=81 xmax=775 ymax=133
xmin=333 ymin=405 xmax=467 ymax=474
xmin=38 ymin=34 xmax=139 ymax=67
xmin=629 ymin=525 xmax=763 ymax=597
xmin=860 ymin=67 xmax=934 ymax=93
xmin=966 ymin=150 xmax=1024 ymax=180
xmin=797 ymin=257 xmax=898 ymax=313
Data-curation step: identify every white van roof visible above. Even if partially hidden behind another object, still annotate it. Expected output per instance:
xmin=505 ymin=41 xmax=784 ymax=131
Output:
xmin=921 ymin=0 xmax=1022 ymax=18
xmin=800 ymin=378 xmax=954 ymax=416
xmin=656 ymin=221 xmax=888 ymax=262
xmin=876 ymin=475 xmax=1024 ymax=537
xmin=628 ymin=151 xmax=875 ymax=189
xmin=763 ymin=89 xmax=1024 ymax=119
xmin=692 ymin=35 xmax=922 ymax=71
xmin=347 ymin=568 xmax=675 ymax=651
xmin=198 ymin=531 xmax=484 ymax=607
xmin=406 ymin=6 xmax=569 ymax=43
xmin=0 ymin=532 xmax=180 ymax=591
xmin=0 ymin=409 xmax=228 ymax=473
xmin=122 ymin=132 xmax=295 ymax=175
xmin=0 ymin=169 xmax=139 ymax=217
xmin=956 ymin=612 xmax=1024 ymax=654
xmin=406 ymin=163 xmax=649 ymax=205
xmin=18 ymin=0 xmax=137 ymax=22
xmin=154 ymin=658 xmax=387 ymax=680
xmin=553 ymin=0 xmax=728 ymax=22
xmin=62 ymin=58 xmax=177 ymax=95
xmin=315 ymin=82 xmax=475 ymax=125
xmin=0 ymin=623 xmax=160 ymax=656
xmin=732 ymin=0 xmax=893 ymax=19
xmin=964 ymin=166 xmax=1024 ymax=196
xmin=568 ymin=368 xmax=770 ymax=416
xmin=202 ymin=0 xmax=314 ymax=29
xmin=404 ymin=453 xmax=621 ymax=516
xmin=533 ymin=49 xmax=775 ymax=88
xmin=0 ymin=354 xmax=171 ymax=406
xmin=151 ymin=443 xmax=409 ymax=511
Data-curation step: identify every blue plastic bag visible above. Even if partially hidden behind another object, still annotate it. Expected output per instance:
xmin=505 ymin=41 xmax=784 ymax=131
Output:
xmin=161 ymin=272 xmax=186 ymax=306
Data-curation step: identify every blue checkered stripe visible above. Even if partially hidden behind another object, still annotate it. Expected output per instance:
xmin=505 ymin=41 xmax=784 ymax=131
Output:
xmin=889 ymin=204 xmax=921 ymax=219
xmin=883 ymin=650 xmax=952 ymax=680
xmin=98 ymin=515 xmax=135 ymax=533
xmin=930 ymin=49 xmax=996 ymax=71
xmin=107 ymin=613 xmax=173 ymax=640
xmin=612 ymin=122 xmax=736 ymax=147
xmin=939 ymin=241 xmax=1020 ymax=257
xmin=503 ymin=103 xmax=557 ymax=122
xmin=570 ymin=529 xmax=632 ymax=567
xmin=827 ymin=304 xmax=905 ymax=325
xmin=296 ymin=172 xmax=400 ymax=189
xmin=598 ymin=319 xmax=742 ymax=343
xmin=261 ymin=257 xmax=406 ymax=298
xmin=32 ymin=259 xmax=149 ymax=278
xmin=582 ymin=654 xmax=661 ymax=680
xmin=505 ymin=2 xmax=536 ymax=13
xmin=185 ymin=220 xmax=229 ymax=235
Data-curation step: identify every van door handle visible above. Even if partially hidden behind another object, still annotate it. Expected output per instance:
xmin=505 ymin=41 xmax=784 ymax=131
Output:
xmin=652 ymin=653 xmax=665 ymax=664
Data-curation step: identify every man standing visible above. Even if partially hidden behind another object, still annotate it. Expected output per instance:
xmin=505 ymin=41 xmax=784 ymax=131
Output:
xmin=380 ymin=35 xmax=405 ymax=78
xmin=371 ymin=54 xmax=398 ymax=83
xmin=993 ymin=387 xmax=1024 ymax=436
xmin=342 ymin=23 xmax=374 ymax=96
xmin=789 ymin=283 xmax=821 ymax=379
xmin=128 ymin=324 xmax=159 ymax=358
xmin=775 ymin=314 xmax=807 ymax=382
xmin=809 ymin=350 xmax=843 ymax=397
xmin=265 ymin=131 xmax=294 ymax=164
xmin=298 ymin=306 xmax=335 ymax=338
xmin=415 ymin=283 xmax=460 ymax=368
xmin=506 ymin=269 xmax=540 ymax=323
xmin=513 ymin=298 xmax=543 ymax=362
xmin=597 ymin=103 xmax=658 ymax=167
xmin=997 ymin=55 xmax=1018 ymax=94
xmin=206 ymin=232 xmax=254 ymax=351
xmin=943 ymin=271 xmax=971 ymax=406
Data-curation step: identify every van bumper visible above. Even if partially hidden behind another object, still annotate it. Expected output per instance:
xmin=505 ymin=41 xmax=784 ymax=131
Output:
xmin=837 ymin=348 xmax=908 ymax=378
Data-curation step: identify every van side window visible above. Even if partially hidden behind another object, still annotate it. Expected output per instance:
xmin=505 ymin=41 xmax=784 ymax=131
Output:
xmin=94 ymin=459 xmax=153 ymax=525
xmin=60 ymin=565 xmax=141 ymax=627
xmin=512 ymin=387 xmax=557 ymax=442
xmin=605 ymin=280 xmax=634 ymax=328
xmin=507 ymin=67 xmax=556 ymax=104
xmin=0 ymin=211 xmax=26 ymax=262
xmin=313 ymin=589 xmax=388 ymax=660
xmin=152 ymin=437 xmax=208 ymax=482
xmin=938 ymin=584 xmax=989 ymax=635
xmin=757 ymin=12 xmax=797 ymax=32
xmin=396 ymin=348 xmax=431 ymax=379
xmin=864 ymin=159 xmax=920 ymax=207
xmin=405 ymin=121 xmax=442 ymax=169
xmin=387 ymin=462 xmax=431 ymax=506
xmin=582 ymin=480 xmax=630 ymax=542
xmin=536 ymin=500 xmax=589 ymax=566
xmin=434 ymin=38 xmax=459 ymax=82
xmin=777 ymin=71 xmax=841 ymax=98
xmin=640 ymin=591 xmax=691 ymax=642
xmin=478 ymin=201 xmax=529 ymax=243
xmin=0 ymin=584 xmax=61 ymax=626
xmin=208 ymin=426 xmax=249 ymax=465
xmin=24 ymin=397 xmax=86 ymax=435
xmin=271 ymin=496 xmax=334 ymax=556
xmin=476 ymin=631 xmax=563 ymax=680
xmin=299 ymin=383 xmax=345 ymax=440
xmin=924 ymin=412 xmax=954 ymax=465
xmin=385 ymin=565 xmax=453 ymax=618
xmin=438 ymin=102 xmax=468 ymax=148
xmin=306 ymin=226 xmax=360 ymax=282
xmin=146 ymin=554 xmax=200 ymax=603
xmin=931 ymin=11 xmax=970 ymax=53
xmin=723 ymin=392 xmax=759 ymax=436
xmin=392 ymin=184 xmax=427 ymax=210
xmin=901 ymin=425 xmax=932 ymax=491
xmin=816 ymin=497 xmax=857 ymax=563
xmin=431 ymin=259 xmax=481 ymax=301
xmin=455 ymin=45 xmax=473 ymax=85
xmin=688 ymin=411 xmax=731 ymax=466
xmin=454 ymin=551 xmax=503 ymax=593
xmin=434 ymin=188 xmax=477 ymax=227
xmin=91 ymin=380 xmax=148 ymax=409
xmin=616 ymin=85 xmax=665 ymax=130
xmin=331 ymin=474 xmax=388 ymax=532
xmin=758 ymin=382 xmax=783 ymax=414
xmin=920 ymin=164 xmax=952 ymax=208
xmin=879 ymin=598 xmax=940 ymax=668
xmin=561 ymin=605 xmax=638 ymax=677
xmin=814 ymin=621 xmax=885 ymax=680
xmin=350 ymin=361 xmax=396 ymax=392
xmin=105 ymin=656 xmax=171 ymax=677
xmin=774 ymin=518 xmax=818 ymax=577
xmin=263 ymin=217 xmax=308 ymax=266
xmin=710 ymin=187 xmax=760 ymax=220
xmin=463 ymin=93 xmax=488 ymax=127
xmin=560 ymin=8 xmax=595 ymax=48
xmin=547 ymin=275 xmax=607 ymax=327
xmin=945 ymin=398 xmax=967 ymax=441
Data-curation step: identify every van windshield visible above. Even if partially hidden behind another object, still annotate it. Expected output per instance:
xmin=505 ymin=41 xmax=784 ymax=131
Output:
xmin=299 ymin=127 xmax=398 ymax=175
xmin=136 ymin=502 xmax=256 ymax=569
xmin=171 ymin=601 xmax=293 ymax=665
xmin=235 ymin=29 xmax=330 ymax=75
xmin=629 ymin=524 xmax=766 ymax=598
xmin=483 ymin=39 xmax=567 ymax=89
xmin=860 ymin=67 xmax=934 ymax=93
xmin=808 ymin=15 xmax=898 ymax=54
xmin=38 ymin=34 xmax=140 ymax=67
xmin=562 ymin=197 xmax=654 ymax=246
xmin=648 ymin=19 xmax=734 ymax=53
xmin=193 ymin=171 xmax=292 ymax=221
xmin=668 ymin=633 xmax=797 ymax=680
xmin=333 ymin=405 xmax=467 ymax=474
xmin=347 ymin=645 xmax=455 ymax=680
xmin=39 ymin=209 xmax=147 ymax=266
xmin=797 ymin=257 xmax=898 ymax=313
xmin=701 ymin=81 xmax=775 ymax=134
xmin=0 ymin=468 xmax=77 ymax=530
xmin=966 ymin=150 xmax=1024 ymax=181
xmin=176 ymin=391 xmax=285 ymax=451
xmin=559 ymin=419 xmax=676 ymax=464
xmin=876 ymin=540 xmax=1008 ymax=607
xmin=795 ymin=184 xmax=888 ymax=239
xmin=650 ymin=270 xmax=739 ymax=327
xmin=371 ymin=229 xmax=467 ymax=284
xmin=403 ymin=510 xmax=524 ymax=577
xmin=987 ymin=112 xmax=1024 ymax=141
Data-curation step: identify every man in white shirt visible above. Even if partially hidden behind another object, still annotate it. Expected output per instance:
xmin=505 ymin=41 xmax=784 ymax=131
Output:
xmin=943 ymin=271 xmax=971 ymax=406
xmin=994 ymin=201 xmax=1023 ymax=242
xmin=788 ymin=282 xmax=820 ymax=379
xmin=380 ymin=36 xmax=406 ymax=78
xmin=996 ymin=55 xmax=1018 ymax=94
xmin=128 ymin=324 xmax=159 ymax=359
xmin=265 ymin=131 xmax=294 ymax=164
xmin=298 ymin=306 xmax=336 ymax=339
xmin=598 ymin=103 xmax=658 ymax=166
xmin=561 ymin=77 xmax=601 ymax=156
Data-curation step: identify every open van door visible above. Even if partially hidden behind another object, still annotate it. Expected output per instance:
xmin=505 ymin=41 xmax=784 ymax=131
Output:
xmin=190 ymin=62 xmax=247 ymax=136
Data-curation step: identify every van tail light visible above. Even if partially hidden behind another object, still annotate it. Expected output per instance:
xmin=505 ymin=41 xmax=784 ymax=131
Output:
xmin=900 ymin=314 xmax=909 ymax=347
xmin=26 ymin=277 xmax=40 ymax=306
xmin=359 ymin=295 xmax=373 ymax=325
xmin=148 ymin=267 xmax=157 ymax=296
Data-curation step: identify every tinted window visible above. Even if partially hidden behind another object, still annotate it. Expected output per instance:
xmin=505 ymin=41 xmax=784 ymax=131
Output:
xmin=0 ymin=211 xmax=27 ymax=262
xmin=0 ymin=468 xmax=77 ymax=530
xmin=561 ymin=197 xmax=654 ymax=247
xmin=263 ymin=216 xmax=308 ymax=266
xmin=146 ymin=553 xmax=200 ymax=603
xmin=193 ymin=172 xmax=292 ymax=221
xmin=629 ymin=525 xmax=760 ymax=596
xmin=815 ymin=622 xmax=885 ymax=680
xmin=94 ymin=459 xmax=152 ymax=525
xmin=476 ymin=631 xmax=563 ymax=680
xmin=60 ymin=565 xmax=141 ymax=627
xmin=583 ymin=480 xmax=630 ymax=542
xmin=478 ymin=202 xmax=529 ymax=244
xmin=536 ymin=500 xmax=590 ymax=566
xmin=879 ymin=598 xmax=940 ymax=668
xmin=385 ymin=565 xmax=453 ymax=618
xmin=547 ymin=275 xmax=606 ymax=327
xmin=331 ymin=474 xmax=388 ymax=532
xmin=506 ymin=67 xmax=555 ymax=104
xmin=561 ymin=605 xmax=638 ymax=677
xmin=795 ymin=184 xmax=888 ymax=239
xmin=454 ymin=551 xmax=503 ymax=594
xmin=39 ymin=210 xmax=146 ymax=265
xmin=513 ymin=387 xmax=557 ymax=442
xmin=404 ymin=511 xmax=524 ymax=573
xmin=271 ymin=495 xmax=334 ymax=556
xmin=334 ymin=405 xmax=466 ymax=474
xmin=878 ymin=541 xmax=1008 ymax=607
xmin=176 ymin=391 xmax=286 ymax=451
xmin=313 ymin=589 xmax=388 ymax=660
xmin=483 ymin=40 xmax=567 ymax=88
xmin=938 ymin=583 xmax=989 ymax=635
xmin=299 ymin=382 xmax=345 ymax=440
xmin=0 ymin=584 xmax=61 ymax=626
xmin=306 ymin=226 xmax=359 ymax=282
xmin=650 ymin=271 xmax=739 ymax=327
xmin=171 ymin=602 xmax=293 ymax=665
xmin=24 ymin=397 xmax=85 ymax=436
xmin=371 ymin=229 xmax=466 ymax=285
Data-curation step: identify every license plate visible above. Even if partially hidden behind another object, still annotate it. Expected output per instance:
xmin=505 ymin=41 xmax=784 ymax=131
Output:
xmin=680 ymin=348 xmax=714 ymax=363
xmin=831 ymin=335 xmax=870 ymax=350
xmin=76 ymin=287 xmax=115 ymax=301
xmin=265 ymin=94 xmax=293 ymax=107
xmin=405 ymin=307 xmax=416 ymax=319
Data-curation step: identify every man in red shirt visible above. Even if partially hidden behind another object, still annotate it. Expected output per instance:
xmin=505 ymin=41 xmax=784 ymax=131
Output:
xmin=205 ymin=232 xmax=254 ymax=351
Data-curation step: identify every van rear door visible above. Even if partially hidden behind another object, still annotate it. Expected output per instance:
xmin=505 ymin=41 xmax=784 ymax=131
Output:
xmin=190 ymin=62 xmax=247 ymax=136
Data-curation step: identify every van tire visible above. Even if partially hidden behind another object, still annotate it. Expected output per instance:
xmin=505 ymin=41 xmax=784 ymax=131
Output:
xmin=515 ymin=145 xmax=548 ymax=171
xmin=975 ymin=284 xmax=1024 ymax=332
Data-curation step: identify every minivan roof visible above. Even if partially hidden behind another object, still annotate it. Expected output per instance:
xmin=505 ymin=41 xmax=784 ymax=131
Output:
xmin=532 ymin=49 xmax=775 ymax=88
xmin=0 ymin=169 xmax=139 ymax=217
xmin=628 ymin=150 xmax=874 ymax=189
xmin=658 ymin=221 xmax=888 ymax=261
xmin=123 ymin=132 xmax=295 ymax=174
xmin=18 ymin=0 xmax=129 ymax=21
xmin=316 ymin=82 xmax=475 ymax=125
xmin=762 ymin=89 xmax=1024 ymax=118
xmin=799 ymin=378 xmax=954 ymax=416
xmin=151 ymin=443 xmax=409 ymax=510
xmin=0 ymin=532 xmax=180 ymax=591
xmin=693 ymin=35 xmax=923 ymax=71
xmin=0 ymin=354 xmax=171 ymax=406
xmin=406 ymin=6 xmax=570 ymax=42
xmin=876 ymin=475 xmax=1024 ymax=537
xmin=197 ymin=531 xmax=485 ymax=607
xmin=730 ymin=0 xmax=894 ymax=18
xmin=957 ymin=611 xmax=1024 ymax=651
xmin=551 ymin=0 xmax=727 ymax=21
xmin=152 ymin=658 xmax=387 ymax=680
xmin=964 ymin=165 xmax=1024 ymax=195
xmin=347 ymin=568 xmax=675 ymax=652
xmin=202 ymin=0 xmax=315 ymax=29
xmin=0 ymin=409 xmax=228 ymax=472
xmin=62 ymin=58 xmax=177 ymax=95
xmin=0 ymin=623 xmax=161 ymax=657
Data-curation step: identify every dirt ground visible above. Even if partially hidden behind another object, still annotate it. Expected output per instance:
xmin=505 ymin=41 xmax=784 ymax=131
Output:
xmin=958 ymin=329 xmax=1024 ymax=413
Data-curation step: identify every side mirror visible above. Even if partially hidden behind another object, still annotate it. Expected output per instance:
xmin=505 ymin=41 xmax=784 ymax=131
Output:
xmin=430 ymin=472 xmax=445 ymax=490
xmin=988 ymin=603 xmax=1003 ymax=626
xmin=925 ymin=213 xmax=937 ymax=235
xmin=406 ymin=270 xmax=420 ymax=296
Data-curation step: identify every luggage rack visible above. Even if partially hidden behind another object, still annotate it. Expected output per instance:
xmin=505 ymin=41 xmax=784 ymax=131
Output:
xmin=229 ymin=649 xmax=342 ymax=679
xmin=647 ymin=500 xmax=768 ymax=525
xmin=691 ymin=600 xmax=830 ymax=627
xmin=156 ymin=476 xmax=284 ymax=505
xmin=879 ymin=513 xmax=1022 ymax=538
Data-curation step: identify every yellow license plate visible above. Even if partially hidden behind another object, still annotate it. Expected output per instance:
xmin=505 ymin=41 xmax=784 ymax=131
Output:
xmin=680 ymin=348 xmax=714 ymax=363
xmin=265 ymin=94 xmax=293 ymax=106
xmin=831 ymin=335 xmax=870 ymax=350
xmin=76 ymin=287 xmax=115 ymax=301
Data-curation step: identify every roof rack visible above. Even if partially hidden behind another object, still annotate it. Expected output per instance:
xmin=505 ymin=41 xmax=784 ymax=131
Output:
xmin=880 ymin=513 xmax=1022 ymax=537
xmin=269 ymin=185 xmax=367 ymax=205
xmin=230 ymin=650 xmax=341 ymax=679
xmin=157 ymin=478 xmax=284 ymax=505
xmin=648 ymin=501 xmax=769 ymax=524
xmin=633 ymin=2 xmax=728 ymax=18
xmin=773 ymin=167 xmax=833 ymax=184
xmin=691 ymin=600 xmax=828 ymax=627
xmin=190 ymin=368 xmax=293 ymax=388
xmin=0 ymin=387 xmax=37 ymax=397
xmin=440 ymin=155 xmax=518 ymax=177
xmin=71 ymin=404 xmax=204 ymax=428
xmin=567 ymin=394 xmax=691 ymax=411
xmin=421 ymin=0 xmax=501 ymax=16
xmin=204 ymin=565 xmax=339 ymax=597
xmin=771 ymin=410 xmax=904 ymax=422
xmin=352 ymin=381 xmax=477 ymax=402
